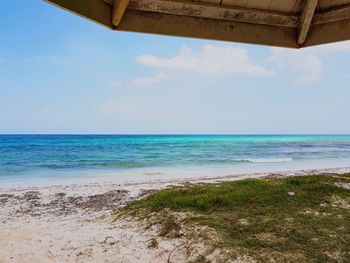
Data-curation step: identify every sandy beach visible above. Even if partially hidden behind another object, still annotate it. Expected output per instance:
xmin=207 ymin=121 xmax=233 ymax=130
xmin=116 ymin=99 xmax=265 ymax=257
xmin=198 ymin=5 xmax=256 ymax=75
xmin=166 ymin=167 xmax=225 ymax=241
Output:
xmin=1 ymin=167 xmax=350 ymax=263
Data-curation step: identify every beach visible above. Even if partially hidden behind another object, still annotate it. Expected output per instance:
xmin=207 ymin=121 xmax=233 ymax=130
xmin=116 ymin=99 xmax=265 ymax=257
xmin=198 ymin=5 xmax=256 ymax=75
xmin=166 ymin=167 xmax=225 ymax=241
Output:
xmin=1 ymin=166 xmax=350 ymax=263
xmin=3 ymin=1 xmax=350 ymax=260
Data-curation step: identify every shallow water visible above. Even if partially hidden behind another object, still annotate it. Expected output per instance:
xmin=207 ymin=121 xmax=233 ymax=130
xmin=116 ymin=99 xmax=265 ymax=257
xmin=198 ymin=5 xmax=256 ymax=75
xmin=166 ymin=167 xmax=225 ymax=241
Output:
xmin=1 ymin=134 xmax=350 ymax=186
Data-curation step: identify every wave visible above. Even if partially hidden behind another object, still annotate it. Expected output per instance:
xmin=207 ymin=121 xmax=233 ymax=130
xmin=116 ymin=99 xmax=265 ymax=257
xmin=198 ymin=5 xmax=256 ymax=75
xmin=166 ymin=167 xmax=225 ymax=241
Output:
xmin=38 ymin=161 xmax=147 ymax=169
xmin=203 ymin=158 xmax=294 ymax=164
xmin=244 ymin=158 xmax=293 ymax=163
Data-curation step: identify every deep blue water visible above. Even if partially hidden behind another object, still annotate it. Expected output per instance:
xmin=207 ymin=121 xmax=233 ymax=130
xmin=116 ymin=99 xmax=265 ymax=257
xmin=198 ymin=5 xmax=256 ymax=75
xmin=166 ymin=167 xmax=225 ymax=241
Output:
xmin=1 ymin=135 xmax=350 ymax=186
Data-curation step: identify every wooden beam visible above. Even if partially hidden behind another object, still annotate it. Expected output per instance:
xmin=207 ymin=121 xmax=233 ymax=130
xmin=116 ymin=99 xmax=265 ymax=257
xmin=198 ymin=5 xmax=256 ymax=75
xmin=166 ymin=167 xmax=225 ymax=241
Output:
xmin=313 ymin=5 xmax=350 ymax=25
xmin=44 ymin=0 xmax=113 ymax=28
xmin=117 ymin=9 xmax=299 ymax=48
xmin=128 ymin=0 xmax=299 ymax=28
xmin=112 ymin=0 xmax=130 ymax=27
xmin=298 ymin=0 xmax=318 ymax=45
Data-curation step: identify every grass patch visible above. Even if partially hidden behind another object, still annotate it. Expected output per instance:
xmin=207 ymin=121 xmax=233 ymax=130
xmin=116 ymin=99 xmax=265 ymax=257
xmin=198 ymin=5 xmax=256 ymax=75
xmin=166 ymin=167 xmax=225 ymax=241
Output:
xmin=124 ymin=174 xmax=350 ymax=262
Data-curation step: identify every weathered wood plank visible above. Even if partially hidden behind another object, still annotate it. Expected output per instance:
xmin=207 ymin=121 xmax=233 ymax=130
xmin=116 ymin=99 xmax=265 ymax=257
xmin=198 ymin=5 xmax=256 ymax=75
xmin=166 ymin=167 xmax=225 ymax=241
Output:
xmin=128 ymin=0 xmax=299 ymax=28
xmin=44 ymin=0 xmax=113 ymax=28
xmin=298 ymin=0 xmax=318 ymax=44
xmin=313 ymin=4 xmax=350 ymax=25
xmin=305 ymin=18 xmax=350 ymax=46
xmin=117 ymin=9 xmax=299 ymax=48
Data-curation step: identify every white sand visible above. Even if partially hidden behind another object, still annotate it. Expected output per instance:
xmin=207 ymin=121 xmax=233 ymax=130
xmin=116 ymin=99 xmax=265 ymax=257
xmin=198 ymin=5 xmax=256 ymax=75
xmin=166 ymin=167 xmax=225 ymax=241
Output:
xmin=1 ymin=167 xmax=350 ymax=263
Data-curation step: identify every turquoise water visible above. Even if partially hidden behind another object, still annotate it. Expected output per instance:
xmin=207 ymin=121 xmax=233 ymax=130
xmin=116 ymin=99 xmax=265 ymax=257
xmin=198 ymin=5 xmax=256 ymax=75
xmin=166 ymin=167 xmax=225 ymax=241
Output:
xmin=1 ymin=135 xmax=350 ymax=186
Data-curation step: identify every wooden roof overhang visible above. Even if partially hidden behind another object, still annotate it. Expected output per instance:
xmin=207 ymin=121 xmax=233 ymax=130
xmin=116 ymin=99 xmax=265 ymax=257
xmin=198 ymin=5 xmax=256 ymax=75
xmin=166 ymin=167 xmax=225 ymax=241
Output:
xmin=45 ymin=0 xmax=350 ymax=48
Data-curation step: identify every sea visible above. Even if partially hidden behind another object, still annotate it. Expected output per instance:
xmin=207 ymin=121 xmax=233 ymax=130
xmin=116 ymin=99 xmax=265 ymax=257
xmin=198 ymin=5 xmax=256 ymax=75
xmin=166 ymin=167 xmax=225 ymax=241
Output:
xmin=1 ymin=134 xmax=350 ymax=187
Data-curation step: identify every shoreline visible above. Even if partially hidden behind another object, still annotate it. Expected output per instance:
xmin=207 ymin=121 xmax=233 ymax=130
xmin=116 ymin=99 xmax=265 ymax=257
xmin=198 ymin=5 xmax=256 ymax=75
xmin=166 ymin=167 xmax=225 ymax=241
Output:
xmin=2 ymin=157 xmax=350 ymax=189
xmin=1 ymin=166 xmax=350 ymax=263
xmin=2 ymin=166 xmax=350 ymax=191
xmin=2 ymin=166 xmax=350 ymax=225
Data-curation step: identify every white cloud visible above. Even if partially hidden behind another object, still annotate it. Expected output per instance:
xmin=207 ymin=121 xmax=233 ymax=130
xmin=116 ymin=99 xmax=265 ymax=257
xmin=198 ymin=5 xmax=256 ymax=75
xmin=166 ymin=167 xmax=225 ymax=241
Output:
xmin=269 ymin=48 xmax=322 ymax=85
xmin=131 ymin=72 xmax=168 ymax=86
xmin=135 ymin=45 xmax=273 ymax=76
xmin=132 ymin=41 xmax=350 ymax=87
xmin=268 ymin=40 xmax=350 ymax=85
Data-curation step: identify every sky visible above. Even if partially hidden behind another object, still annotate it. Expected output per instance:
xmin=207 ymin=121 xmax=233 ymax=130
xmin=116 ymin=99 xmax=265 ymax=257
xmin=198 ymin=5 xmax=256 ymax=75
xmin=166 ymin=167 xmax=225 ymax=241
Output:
xmin=1 ymin=1 xmax=350 ymax=134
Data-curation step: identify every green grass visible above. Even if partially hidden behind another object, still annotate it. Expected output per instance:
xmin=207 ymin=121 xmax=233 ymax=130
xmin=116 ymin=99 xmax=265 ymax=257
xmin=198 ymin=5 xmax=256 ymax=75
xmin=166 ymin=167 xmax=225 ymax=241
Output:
xmin=124 ymin=174 xmax=350 ymax=262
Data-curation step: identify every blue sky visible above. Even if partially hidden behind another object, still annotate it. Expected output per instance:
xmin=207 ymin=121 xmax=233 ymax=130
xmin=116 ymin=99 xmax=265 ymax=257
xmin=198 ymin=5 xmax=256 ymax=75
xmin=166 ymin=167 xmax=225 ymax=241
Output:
xmin=1 ymin=0 xmax=350 ymax=134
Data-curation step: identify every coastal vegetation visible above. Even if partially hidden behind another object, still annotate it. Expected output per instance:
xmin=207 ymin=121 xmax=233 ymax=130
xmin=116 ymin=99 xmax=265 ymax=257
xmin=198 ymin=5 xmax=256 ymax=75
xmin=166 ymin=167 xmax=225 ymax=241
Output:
xmin=122 ymin=174 xmax=350 ymax=262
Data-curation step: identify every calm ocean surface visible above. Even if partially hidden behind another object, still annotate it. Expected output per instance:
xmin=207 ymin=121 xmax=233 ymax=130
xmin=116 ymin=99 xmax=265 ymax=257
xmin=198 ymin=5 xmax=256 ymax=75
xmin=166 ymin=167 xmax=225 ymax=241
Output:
xmin=1 ymin=135 xmax=350 ymax=187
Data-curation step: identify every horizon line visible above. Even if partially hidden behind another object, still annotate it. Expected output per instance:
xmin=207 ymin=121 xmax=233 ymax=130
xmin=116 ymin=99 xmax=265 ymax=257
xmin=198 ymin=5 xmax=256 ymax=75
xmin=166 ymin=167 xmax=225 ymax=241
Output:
xmin=1 ymin=133 xmax=350 ymax=136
